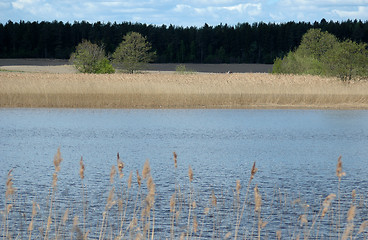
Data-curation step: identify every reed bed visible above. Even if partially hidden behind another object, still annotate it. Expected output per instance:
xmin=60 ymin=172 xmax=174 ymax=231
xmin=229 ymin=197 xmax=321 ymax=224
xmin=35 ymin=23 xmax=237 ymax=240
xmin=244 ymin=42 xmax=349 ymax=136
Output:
xmin=1 ymin=149 xmax=368 ymax=239
xmin=1 ymin=72 xmax=368 ymax=109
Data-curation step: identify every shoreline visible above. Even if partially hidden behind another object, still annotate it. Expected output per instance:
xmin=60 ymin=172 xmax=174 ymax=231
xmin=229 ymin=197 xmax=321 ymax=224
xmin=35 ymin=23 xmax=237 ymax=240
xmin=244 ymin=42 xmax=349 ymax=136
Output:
xmin=1 ymin=70 xmax=368 ymax=110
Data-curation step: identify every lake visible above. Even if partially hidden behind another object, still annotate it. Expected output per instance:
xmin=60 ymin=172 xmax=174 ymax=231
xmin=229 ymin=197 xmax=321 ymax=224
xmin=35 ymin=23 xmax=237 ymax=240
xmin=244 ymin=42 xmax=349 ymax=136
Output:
xmin=1 ymin=108 xmax=368 ymax=239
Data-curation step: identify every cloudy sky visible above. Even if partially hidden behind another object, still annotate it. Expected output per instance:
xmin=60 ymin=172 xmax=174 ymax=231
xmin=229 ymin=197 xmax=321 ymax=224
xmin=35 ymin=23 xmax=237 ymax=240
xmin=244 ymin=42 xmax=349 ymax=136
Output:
xmin=1 ymin=0 xmax=367 ymax=27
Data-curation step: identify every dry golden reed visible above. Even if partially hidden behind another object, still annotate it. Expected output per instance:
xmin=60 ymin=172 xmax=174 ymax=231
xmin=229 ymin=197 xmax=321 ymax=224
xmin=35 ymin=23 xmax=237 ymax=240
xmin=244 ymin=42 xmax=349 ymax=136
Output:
xmin=211 ymin=190 xmax=217 ymax=207
xmin=347 ymin=205 xmax=356 ymax=222
xmin=188 ymin=165 xmax=193 ymax=182
xmin=5 ymin=170 xmax=15 ymax=199
xmin=250 ymin=162 xmax=258 ymax=181
xmin=79 ymin=157 xmax=85 ymax=180
xmin=173 ymin=152 xmax=177 ymax=169
xmin=62 ymin=208 xmax=69 ymax=225
xmin=142 ymin=160 xmax=151 ymax=180
xmin=136 ymin=170 xmax=142 ymax=187
xmin=53 ymin=148 xmax=63 ymax=172
xmin=106 ymin=187 xmax=115 ymax=210
xmin=336 ymin=156 xmax=346 ymax=180
xmin=2 ymin=72 xmax=368 ymax=109
xmin=193 ymin=215 xmax=198 ymax=233
xmin=3 ymin=149 xmax=368 ymax=239
xmin=358 ymin=220 xmax=368 ymax=234
xmin=127 ymin=171 xmax=133 ymax=189
xmin=117 ymin=153 xmax=124 ymax=179
xmin=276 ymin=230 xmax=282 ymax=240
xmin=224 ymin=232 xmax=232 ymax=239
xmin=321 ymin=193 xmax=336 ymax=218
xmin=254 ymin=184 xmax=262 ymax=213
xmin=170 ymin=193 xmax=176 ymax=212
xmin=236 ymin=179 xmax=241 ymax=195
xmin=110 ymin=166 xmax=117 ymax=184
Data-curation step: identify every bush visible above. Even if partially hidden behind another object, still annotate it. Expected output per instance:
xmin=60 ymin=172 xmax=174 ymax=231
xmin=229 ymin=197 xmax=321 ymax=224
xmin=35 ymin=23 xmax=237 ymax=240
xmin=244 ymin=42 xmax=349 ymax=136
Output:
xmin=94 ymin=58 xmax=115 ymax=74
xmin=70 ymin=40 xmax=114 ymax=74
xmin=175 ymin=64 xmax=195 ymax=74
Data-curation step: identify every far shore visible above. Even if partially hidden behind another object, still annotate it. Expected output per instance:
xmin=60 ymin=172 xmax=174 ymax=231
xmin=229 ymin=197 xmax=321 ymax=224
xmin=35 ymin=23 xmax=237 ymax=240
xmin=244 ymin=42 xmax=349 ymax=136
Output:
xmin=0 ymin=58 xmax=273 ymax=73
xmin=0 ymin=59 xmax=368 ymax=109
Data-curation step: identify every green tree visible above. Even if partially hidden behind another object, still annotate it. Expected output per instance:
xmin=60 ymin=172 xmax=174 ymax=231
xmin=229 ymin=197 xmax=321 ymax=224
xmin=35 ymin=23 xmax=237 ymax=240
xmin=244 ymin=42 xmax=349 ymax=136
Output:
xmin=112 ymin=32 xmax=156 ymax=73
xmin=324 ymin=40 xmax=368 ymax=81
xmin=273 ymin=28 xmax=368 ymax=80
xmin=70 ymin=39 xmax=114 ymax=73
xmin=296 ymin=28 xmax=338 ymax=60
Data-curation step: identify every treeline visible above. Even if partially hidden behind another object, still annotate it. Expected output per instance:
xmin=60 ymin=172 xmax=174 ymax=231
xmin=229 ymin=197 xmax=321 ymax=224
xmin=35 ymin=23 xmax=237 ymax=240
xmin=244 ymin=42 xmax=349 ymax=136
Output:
xmin=0 ymin=19 xmax=367 ymax=64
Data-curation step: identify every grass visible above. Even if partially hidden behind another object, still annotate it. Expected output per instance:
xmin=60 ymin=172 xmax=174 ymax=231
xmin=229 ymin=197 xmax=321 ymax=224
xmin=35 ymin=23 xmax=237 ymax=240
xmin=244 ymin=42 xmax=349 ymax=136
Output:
xmin=1 ymin=149 xmax=368 ymax=239
xmin=1 ymin=72 xmax=368 ymax=109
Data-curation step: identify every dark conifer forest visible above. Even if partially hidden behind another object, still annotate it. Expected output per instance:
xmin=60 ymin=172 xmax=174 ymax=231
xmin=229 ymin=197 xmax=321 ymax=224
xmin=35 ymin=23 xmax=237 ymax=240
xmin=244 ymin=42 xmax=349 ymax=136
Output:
xmin=0 ymin=19 xmax=367 ymax=64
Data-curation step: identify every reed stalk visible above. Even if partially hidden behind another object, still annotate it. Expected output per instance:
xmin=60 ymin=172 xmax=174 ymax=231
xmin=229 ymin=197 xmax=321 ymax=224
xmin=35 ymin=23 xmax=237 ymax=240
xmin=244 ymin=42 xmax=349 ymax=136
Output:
xmin=234 ymin=161 xmax=257 ymax=239
xmin=1 ymin=149 xmax=368 ymax=239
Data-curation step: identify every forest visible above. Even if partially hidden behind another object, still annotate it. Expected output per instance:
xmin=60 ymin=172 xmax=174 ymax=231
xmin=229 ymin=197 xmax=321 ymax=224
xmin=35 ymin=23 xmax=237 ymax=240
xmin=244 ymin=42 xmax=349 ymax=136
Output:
xmin=0 ymin=19 xmax=367 ymax=64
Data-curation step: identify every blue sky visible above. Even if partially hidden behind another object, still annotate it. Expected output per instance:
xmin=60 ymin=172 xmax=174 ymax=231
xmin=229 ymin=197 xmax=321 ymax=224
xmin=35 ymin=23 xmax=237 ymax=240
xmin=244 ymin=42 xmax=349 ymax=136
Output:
xmin=1 ymin=0 xmax=367 ymax=27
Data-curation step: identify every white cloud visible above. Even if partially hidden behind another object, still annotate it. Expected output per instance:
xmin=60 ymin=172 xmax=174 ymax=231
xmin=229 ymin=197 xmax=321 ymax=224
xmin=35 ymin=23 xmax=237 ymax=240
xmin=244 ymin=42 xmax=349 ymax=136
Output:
xmin=333 ymin=6 xmax=368 ymax=19
xmin=223 ymin=3 xmax=262 ymax=15
xmin=174 ymin=3 xmax=262 ymax=17
xmin=12 ymin=0 xmax=39 ymax=10
xmin=184 ymin=0 xmax=237 ymax=5
xmin=3 ymin=0 xmax=368 ymax=27
xmin=173 ymin=4 xmax=192 ymax=12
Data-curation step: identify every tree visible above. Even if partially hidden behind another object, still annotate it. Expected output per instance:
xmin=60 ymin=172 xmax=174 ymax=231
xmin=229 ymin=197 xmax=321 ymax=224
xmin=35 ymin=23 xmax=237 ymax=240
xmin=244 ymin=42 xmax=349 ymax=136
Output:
xmin=296 ymin=28 xmax=338 ymax=60
xmin=323 ymin=40 xmax=368 ymax=81
xmin=112 ymin=32 xmax=156 ymax=73
xmin=273 ymin=28 xmax=368 ymax=81
xmin=70 ymin=39 xmax=114 ymax=73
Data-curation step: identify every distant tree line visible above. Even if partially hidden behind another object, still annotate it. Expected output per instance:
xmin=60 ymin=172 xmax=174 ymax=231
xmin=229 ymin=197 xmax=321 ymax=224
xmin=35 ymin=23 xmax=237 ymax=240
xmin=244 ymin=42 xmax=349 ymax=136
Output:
xmin=0 ymin=19 xmax=367 ymax=64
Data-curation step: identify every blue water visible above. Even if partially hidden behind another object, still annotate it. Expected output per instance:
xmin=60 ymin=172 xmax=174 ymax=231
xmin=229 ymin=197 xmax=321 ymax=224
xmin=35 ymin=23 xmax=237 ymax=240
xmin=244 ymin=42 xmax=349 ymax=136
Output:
xmin=1 ymin=108 xmax=368 ymax=238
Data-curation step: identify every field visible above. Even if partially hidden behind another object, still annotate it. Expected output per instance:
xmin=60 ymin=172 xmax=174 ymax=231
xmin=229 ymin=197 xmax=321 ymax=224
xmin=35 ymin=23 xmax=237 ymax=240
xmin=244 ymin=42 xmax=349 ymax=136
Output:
xmin=1 ymin=59 xmax=368 ymax=109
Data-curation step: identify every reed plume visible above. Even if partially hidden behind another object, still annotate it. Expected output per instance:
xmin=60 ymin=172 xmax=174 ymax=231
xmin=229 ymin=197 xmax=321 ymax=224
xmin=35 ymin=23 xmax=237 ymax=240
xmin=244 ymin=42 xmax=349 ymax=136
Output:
xmin=117 ymin=153 xmax=124 ymax=178
xmin=211 ymin=190 xmax=217 ymax=207
xmin=79 ymin=156 xmax=85 ymax=180
xmin=142 ymin=159 xmax=151 ymax=180
xmin=110 ymin=165 xmax=116 ymax=184
xmin=234 ymin=162 xmax=258 ymax=240
xmin=358 ymin=220 xmax=368 ymax=235
xmin=136 ymin=170 xmax=142 ymax=187
xmin=254 ymin=184 xmax=262 ymax=213
xmin=188 ymin=166 xmax=193 ymax=182
xmin=5 ymin=169 xmax=15 ymax=199
xmin=54 ymin=147 xmax=63 ymax=172
xmin=127 ymin=171 xmax=133 ymax=189
xmin=250 ymin=161 xmax=258 ymax=181
xmin=336 ymin=156 xmax=345 ymax=238
xmin=193 ymin=215 xmax=198 ymax=233
xmin=173 ymin=152 xmax=177 ymax=169
xmin=336 ymin=156 xmax=345 ymax=181
xmin=170 ymin=193 xmax=176 ymax=212
xmin=321 ymin=193 xmax=336 ymax=218
xmin=236 ymin=180 xmax=241 ymax=196
xmin=27 ymin=201 xmax=38 ymax=240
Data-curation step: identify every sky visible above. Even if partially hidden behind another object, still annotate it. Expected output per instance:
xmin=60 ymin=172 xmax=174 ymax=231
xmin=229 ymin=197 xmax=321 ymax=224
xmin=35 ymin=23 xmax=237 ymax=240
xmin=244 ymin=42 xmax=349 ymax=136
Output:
xmin=0 ymin=0 xmax=367 ymax=27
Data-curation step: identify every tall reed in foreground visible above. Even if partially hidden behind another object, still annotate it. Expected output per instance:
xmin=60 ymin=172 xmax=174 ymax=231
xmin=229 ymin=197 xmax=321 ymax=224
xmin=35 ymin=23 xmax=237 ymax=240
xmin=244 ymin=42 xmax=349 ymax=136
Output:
xmin=1 ymin=149 xmax=368 ymax=239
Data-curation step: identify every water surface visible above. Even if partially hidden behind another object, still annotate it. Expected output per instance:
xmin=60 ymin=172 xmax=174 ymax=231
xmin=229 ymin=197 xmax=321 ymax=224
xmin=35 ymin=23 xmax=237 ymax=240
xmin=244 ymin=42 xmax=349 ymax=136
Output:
xmin=1 ymin=109 xmax=367 ymax=238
